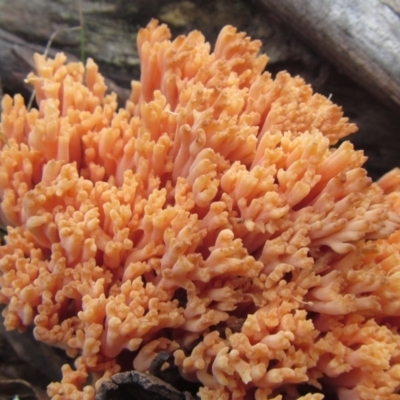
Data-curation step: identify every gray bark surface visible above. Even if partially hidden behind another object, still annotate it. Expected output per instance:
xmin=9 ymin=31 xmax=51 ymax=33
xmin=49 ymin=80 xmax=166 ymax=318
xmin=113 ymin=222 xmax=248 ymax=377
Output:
xmin=257 ymin=0 xmax=400 ymax=109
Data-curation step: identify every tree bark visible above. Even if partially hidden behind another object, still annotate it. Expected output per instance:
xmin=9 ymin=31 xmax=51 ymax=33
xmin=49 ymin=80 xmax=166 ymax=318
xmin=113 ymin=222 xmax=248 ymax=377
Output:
xmin=257 ymin=0 xmax=400 ymax=110
xmin=0 ymin=0 xmax=138 ymax=101
xmin=1 ymin=0 xmax=287 ymax=101
xmin=2 ymin=0 xmax=400 ymax=110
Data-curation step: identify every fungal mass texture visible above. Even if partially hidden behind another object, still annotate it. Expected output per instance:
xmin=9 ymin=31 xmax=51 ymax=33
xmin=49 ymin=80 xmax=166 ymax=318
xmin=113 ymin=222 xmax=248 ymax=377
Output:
xmin=1 ymin=19 xmax=400 ymax=400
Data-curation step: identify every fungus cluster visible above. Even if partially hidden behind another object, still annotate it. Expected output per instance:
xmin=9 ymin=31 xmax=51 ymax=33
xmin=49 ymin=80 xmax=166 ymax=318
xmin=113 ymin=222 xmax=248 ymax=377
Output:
xmin=1 ymin=20 xmax=400 ymax=400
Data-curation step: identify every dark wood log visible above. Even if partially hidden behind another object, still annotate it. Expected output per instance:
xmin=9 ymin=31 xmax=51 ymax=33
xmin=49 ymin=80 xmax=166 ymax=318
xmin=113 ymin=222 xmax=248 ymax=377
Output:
xmin=1 ymin=0 xmax=290 ymax=97
xmin=2 ymin=0 xmax=400 ymax=109
xmin=256 ymin=0 xmax=400 ymax=110
xmin=0 ymin=0 xmax=136 ymax=102
xmin=0 ymin=0 xmax=140 ymax=84
xmin=0 ymin=28 xmax=130 ymax=104
xmin=0 ymin=0 xmax=324 ymax=107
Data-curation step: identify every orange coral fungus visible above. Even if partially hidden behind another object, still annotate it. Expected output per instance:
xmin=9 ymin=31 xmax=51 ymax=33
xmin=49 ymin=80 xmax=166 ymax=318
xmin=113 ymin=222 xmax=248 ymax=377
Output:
xmin=1 ymin=19 xmax=400 ymax=400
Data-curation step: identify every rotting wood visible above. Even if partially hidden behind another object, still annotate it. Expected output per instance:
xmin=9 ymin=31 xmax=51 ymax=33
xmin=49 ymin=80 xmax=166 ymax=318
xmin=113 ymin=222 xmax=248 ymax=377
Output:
xmin=0 ymin=0 xmax=316 ymax=99
xmin=256 ymin=0 xmax=400 ymax=109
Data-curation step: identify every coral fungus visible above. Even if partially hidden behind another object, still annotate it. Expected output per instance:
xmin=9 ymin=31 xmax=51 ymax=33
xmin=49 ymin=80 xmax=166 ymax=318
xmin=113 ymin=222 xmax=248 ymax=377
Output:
xmin=1 ymin=19 xmax=400 ymax=400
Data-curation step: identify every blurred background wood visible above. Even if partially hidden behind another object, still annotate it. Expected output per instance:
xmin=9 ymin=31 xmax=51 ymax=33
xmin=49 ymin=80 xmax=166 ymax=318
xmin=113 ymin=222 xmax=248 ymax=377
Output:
xmin=0 ymin=0 xmax=399 ymax=181
xmin=257 ymin=0 xmax=400 ymax=111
